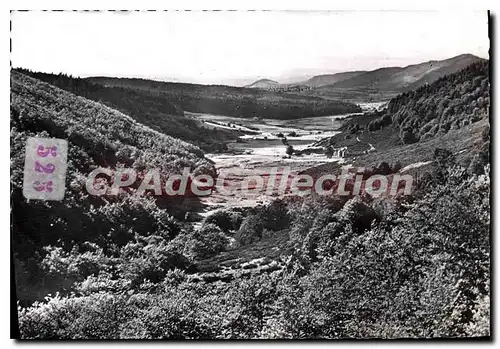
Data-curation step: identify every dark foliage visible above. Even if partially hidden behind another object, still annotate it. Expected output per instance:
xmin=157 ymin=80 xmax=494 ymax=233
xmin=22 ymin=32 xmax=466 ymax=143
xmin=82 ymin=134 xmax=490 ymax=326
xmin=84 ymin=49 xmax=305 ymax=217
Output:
xmin=203 ymin=209 xmax=243 ymax=233
xmin=18 ymin=157 xmax=490 ymax=338
xmin=14 ymin=67 xmax=490 ymax=339
xmin=86 ymin=76 xmax=362 ymax=120
xmin=14 ymin=69 xmax=233 ymax=152
xmin=388 ymin=61 xmax=490 ymax=142
xmin=363 ymin=61 xmax=489 ymax=145
xmin=11 ymin=71 xmax=212 ymax=304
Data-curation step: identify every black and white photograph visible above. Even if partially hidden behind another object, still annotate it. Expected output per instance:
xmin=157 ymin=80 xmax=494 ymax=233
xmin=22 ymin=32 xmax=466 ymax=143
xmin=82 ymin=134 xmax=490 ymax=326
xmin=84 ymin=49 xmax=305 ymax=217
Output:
xmin=10 ymin=9 xmax=491 ymax=339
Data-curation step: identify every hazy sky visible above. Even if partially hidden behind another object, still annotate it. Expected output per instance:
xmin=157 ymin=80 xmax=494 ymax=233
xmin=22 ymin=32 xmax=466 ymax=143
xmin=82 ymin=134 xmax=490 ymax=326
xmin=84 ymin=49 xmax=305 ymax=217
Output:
xmin=11 ymin=11 xmax=489 ymax=85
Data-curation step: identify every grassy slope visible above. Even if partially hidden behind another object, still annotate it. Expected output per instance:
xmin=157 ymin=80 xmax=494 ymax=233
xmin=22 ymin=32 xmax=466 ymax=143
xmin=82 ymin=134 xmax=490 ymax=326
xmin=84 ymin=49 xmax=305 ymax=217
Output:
xmin=353 ymin=118 xmax=488 ymax=167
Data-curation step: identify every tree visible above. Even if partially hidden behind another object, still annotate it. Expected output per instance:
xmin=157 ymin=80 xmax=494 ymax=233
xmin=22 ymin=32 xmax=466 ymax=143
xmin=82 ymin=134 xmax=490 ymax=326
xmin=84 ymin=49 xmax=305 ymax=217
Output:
xmin=400 ymin=128 xmax=418 ymax=144
xmin=324 ymin=145 xmax=334 ymax=158
xmin=377 ymin=161 xmax=391 ymax=175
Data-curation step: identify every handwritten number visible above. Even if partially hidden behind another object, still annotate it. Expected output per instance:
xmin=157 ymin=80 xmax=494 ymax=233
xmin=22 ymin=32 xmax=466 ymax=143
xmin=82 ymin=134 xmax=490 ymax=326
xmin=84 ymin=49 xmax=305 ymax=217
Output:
xmin=35 ymin=161 xmax=56 ymax=174
xmin=33 ymin=181 xmax=53 ymax=192
xmin=37 ymin=145 xmax=57 ymax=157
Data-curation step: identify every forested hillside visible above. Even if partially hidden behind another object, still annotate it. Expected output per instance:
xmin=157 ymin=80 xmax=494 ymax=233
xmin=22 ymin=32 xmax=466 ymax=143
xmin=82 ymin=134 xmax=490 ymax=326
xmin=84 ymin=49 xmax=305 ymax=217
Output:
xmin=315 ymin=60 xmax=490 ymax=180
xmin=386 ymin=60 xmax=490 ymax=142
xmin=14 ymin=69 xmax=237 ymax=152
xmin=13 ymin=65 xmax=490 ymax=339
xmin=299 ymin=54 xmax=485 ymax=101
xmin=11 ymin=68 xmax=490 ymax=339
xmin=321 ymin=54 xmax=485 ymax=92
xmin=302 ymin=71 xmax=367 ymax=87
xmin=352 ymin=60 xmax=490 ymax=156
xmin=88 ymin=76 xmax=362 ymax=119
xmin=11 ymin=71 xmax=214 ymax=305
xmin=17 ymin=144 xmax=490 ymax=339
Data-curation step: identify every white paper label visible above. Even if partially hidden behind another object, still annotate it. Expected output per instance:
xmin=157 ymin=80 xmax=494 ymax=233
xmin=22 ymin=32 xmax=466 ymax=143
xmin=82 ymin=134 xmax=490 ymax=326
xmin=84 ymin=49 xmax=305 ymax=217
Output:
xmin=23 ymin=137 xmax=68 ymax=201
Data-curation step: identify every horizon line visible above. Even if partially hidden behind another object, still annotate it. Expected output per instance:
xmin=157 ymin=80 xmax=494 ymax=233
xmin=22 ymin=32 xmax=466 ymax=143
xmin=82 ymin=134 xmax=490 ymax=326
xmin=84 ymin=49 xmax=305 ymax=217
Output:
xmin=11 ymin=52 xmax=489 ymax=88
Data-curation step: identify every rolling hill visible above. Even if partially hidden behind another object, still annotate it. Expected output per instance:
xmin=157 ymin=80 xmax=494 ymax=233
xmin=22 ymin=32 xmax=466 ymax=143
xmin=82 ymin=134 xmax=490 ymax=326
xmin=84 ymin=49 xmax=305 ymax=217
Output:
xmin=244 ymin=72 xmax=368 ymax=90
xmin=316 ymin=59 xmax=490 ymax=166
xmin=86 ymin=76 xmax=362 ymax=120
xmin=244 ymin=54 xmax=486 ymax=102
xmin=11 ymin=70 xmax=218 ymax=303
xmin=14 ymin=69 xmax=240 ymax=152
xmin=301 ymin=71 xmax=367 ymax=88
xmin=245 ymin=79 xmax=280 ymax=89
xmin=320 ymin=54 xmax=486 ymax=93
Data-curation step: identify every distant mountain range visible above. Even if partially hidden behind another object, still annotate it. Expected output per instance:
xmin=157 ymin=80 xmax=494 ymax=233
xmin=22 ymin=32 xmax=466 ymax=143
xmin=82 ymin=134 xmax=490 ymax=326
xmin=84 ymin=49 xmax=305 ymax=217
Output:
xmin=244 ymin=79 xmax=280 ymax=89
xmin=245 ymin=54 xmax=486 ymax=96
xmin=301 ymin=71 xmax=367 ymax=88
xmin=322 ymin=54 xmax=485 ymax=92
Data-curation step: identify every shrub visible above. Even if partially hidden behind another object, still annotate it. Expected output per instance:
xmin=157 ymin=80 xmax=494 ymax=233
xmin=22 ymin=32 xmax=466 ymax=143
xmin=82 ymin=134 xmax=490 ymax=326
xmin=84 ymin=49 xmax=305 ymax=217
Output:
xmin=203 ymin=209 xmax=243 ymax=233
xmin=391 ymin=161 xmax=402 ymax=173
xmin=481 ymin=125 xmax=490 ymax=142
xmin=188 ymin=224 xmax=228 ymax=260
xmin=377 ymin=161 xmax=391 ymax=175
xmin=119 ymin=241 xmax=189 ymax=286
xmin=259 ymin=199 xmax=291 ymax=231
xmin=235 ymin=216 xmax=264 ymax=246
xmin=400 ymin=128 xmax=419 ymax=144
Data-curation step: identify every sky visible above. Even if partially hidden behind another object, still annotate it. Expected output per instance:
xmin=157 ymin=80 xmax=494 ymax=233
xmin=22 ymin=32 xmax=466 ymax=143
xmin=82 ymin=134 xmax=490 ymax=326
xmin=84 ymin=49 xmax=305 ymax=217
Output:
xmin=11 ymin=11 xmax=489 ymax=86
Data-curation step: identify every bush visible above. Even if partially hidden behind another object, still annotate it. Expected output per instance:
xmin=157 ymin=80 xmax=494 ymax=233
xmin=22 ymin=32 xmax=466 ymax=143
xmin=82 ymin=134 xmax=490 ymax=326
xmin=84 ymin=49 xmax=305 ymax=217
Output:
xmin=121 ymin=244 xmax=189 ymax=286
xmin=188 ymin=224 xmax=228 ymax=260
xmin=18 ymin=293 xmax=130 ymax=339
xmin=259 ymin=199 xmax=291 ymax=231
xmin=468 ymin=148 xmax=489 ymax=175
xmin=377 ymin=161 xmax=391 ymax=175
xmin=348 ymin=123 xmax=360 ymax=134
xmin=400 ymin=128 xmax=419 ymax=144
xmin=203 ymin=209 xmax=243 ymax=233
xmin=481 ymin=125 xmax=490 ymax=142
xmin=391 ymin=161 xmax=402 ymax=173
xmin=235 ymin=216 xmax=264 ymax=246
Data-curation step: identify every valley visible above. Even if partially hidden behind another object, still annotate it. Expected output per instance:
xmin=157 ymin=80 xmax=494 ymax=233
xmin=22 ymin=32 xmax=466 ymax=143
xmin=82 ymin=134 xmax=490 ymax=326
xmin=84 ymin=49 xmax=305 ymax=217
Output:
xmin=182 ymin=61 xmax=490 ymax=285
xmin=184 ymin=101 xmax=385 ymax=210
xmin=12 ymin=57 xmax=491 ymax=339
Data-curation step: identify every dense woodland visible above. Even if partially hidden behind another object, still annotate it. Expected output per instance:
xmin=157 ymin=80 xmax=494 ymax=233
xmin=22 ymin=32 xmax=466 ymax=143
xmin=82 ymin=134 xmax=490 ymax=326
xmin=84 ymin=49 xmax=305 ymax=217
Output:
xmin=88 ymin=76 xmax=362 ymax=119
xmin=11 ymin=72 xmax=213 ymax=304
xmin=365 ymin=61 xmax=489 ymax=144
xmin=12 ymin=65 xmax=490 ymax=338
xmin=15 ymin=69 xmax=362 ymax=122
xmin=14 ymin=69 xmax=236 ymax=152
